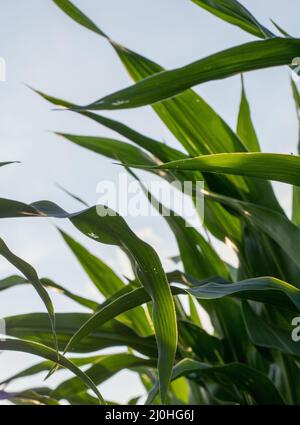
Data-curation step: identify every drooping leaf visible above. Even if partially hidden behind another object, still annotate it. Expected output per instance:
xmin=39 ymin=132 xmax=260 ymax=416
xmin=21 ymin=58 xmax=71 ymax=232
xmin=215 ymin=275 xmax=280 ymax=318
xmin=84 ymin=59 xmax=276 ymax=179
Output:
xmin=0 ymin=198 xmax=177 ymax=403
xmin=53 ymin=353 xmax=156 ymax=399
xmin=0 ymin=238 xmax=57 ymax=350
xmin=0 ymin=338 xmax=105 ymax=404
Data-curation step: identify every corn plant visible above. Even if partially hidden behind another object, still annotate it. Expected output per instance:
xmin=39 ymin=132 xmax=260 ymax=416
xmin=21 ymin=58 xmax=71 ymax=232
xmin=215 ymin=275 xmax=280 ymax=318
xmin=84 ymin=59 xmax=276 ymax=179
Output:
xmin=2 ymin=0 xmax=300 ymax=405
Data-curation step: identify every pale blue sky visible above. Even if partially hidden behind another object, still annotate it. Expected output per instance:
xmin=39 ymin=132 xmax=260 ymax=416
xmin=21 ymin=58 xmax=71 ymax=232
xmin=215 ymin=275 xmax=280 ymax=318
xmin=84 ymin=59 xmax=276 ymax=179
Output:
xmin=1 ymin=0 xmax=300 ymax=404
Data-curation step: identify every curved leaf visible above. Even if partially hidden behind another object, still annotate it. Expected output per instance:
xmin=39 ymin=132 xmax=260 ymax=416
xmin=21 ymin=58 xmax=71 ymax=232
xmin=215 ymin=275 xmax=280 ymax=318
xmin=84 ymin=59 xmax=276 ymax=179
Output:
xmin=146 ymin=358 xmax=284 ymax=405
xmin=190 ymin=0 xmax=273 ymax=38
xmin=148 ymin=152 xmax=300 ymax=187
xmin=0 ymin=198 xmax=177 ymax=403
xmin=242 ymin=302 xmax=300 ymax=357
xmin=5 ymin=313 xmax=157 ymax=358
xmin=0 ymin=238 xmax=57 ymax=350
xmin=188 ymin=277 xmax=300 ymax=311
xmin=76 ymin=38 xmax=300 ymax=111
xmin=0 ymin=274 xmax=98 ymax=310
xmin=0 ymin=338 xmax=105 ymax=404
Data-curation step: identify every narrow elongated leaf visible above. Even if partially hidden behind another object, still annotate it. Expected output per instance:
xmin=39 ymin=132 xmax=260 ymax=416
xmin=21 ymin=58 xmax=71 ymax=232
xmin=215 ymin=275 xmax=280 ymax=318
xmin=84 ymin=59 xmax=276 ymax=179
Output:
xmin=147 ymin=152 xmax=300 ymax=187
xmin=76 ymin=38 xmax=300 ymax=111
xmin=0 ymin=198 xmax=177 ymax=403
xmin=202 ymin=189 xmax=300 ymax=274
xmin=178 ymin=320 xmax=223 ymax=362
xmin=188 ymin=277 xmax=300 ymax=311
xmin=291 ymin=79 xmax=300 ymax=226
xmin=237 ymin=76 xmax=260 ymax=152
xmin=32 ymin=88 xmax=186 ymax=164
xmin=56 ymin=133 xmax=156 ymax=166
xmin=0 ymin=338 xmax=105 ymax=404
xmin=242 ymin=302 xmax=300 ymax=357
xmin=48 ymin=0 xmax=282 ymax=243
xmin=0 ymin=238 xmax=56 ymax=350
xmin=0 ymin=161 xmax=19 ymax=167
xmin=59 ymin=230 xmax=125 ymax=296
xmin=1 ymin=356 xmax=103 ymax=385
xmin=134 ymin=175 xmax=230 ymax=279
xmin=5 ymin=313 xmax=157 ymax=358
xmin=271 ymin=20 xmax=291 ymax=38
xmin=146 ymin=358 xmax=284 ymax=405
xmin=190 ymin=0 xmax=273 ymax=38
xmin=52 ymin=0 xmax=105 ymax=36
xmin=59 ymin=230 xmax=151 ymax=335
xmin=0 ymin=274 xmax=98 ymax=310
xmin=0 ymin=389 xmax=60 ymax=405
xmin=53 ymin=353 xmax=156 ymax=399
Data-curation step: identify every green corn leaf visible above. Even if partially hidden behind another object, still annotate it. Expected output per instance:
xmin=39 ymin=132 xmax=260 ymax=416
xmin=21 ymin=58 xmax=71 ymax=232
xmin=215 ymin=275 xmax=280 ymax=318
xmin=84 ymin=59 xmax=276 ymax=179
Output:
xmin=48 ymin=0 xmax=281 ymax=242
xmin=237 ymin=76 xmax=260 ymax=152
xmin=146 ymin=358 xmax=285 ymax=405
xmin=75 ymin=38 xmax=300 ymax=111
xmin=242 ymin=302 xmax=300 ymax=357
xmin=190 ymin=0 xmax=273 ymax=38
xmin=0 ymin=238 xmax=57 ymax=351
xmin=0 ymin=389 xmax=60 ymax=406
xmin=202 ymin=189 xmax=300 ymax=275
xmin=0 ymin=199 xmax=177 ymax=403
xmin=60 ymin=231 xmax=152 ymax=335
xmin=53 ymin=353 xmax=156 ymax=399
xmin=0 ymin=161 xmax=19 ymax=168
xmin=270 ymin=20 xmax=291 ymax=38
xmin=56 ymin=133 xmax=156 ymax=167
xmin=1 ymin=356 xmax=104 ymax=385
xmin=291 ymin=79 xmax=300 ymax=226
xmin=32 ymin=88 xmax=186 ymax=164
xmin=134 ymin=175 xmax=230 ymax=279
xmin=143 ymin=152 xmax=300 ymax=187
xmin=0 ymin=274 xmax=98 ymax=310
xmin=188 ymin=277 xmax=300 ymax=311
xmin=5 ymin=313 xmax=157 ymax=358
xmin=59 ymin=230 xmax=151 ymax=335
xmin=0 ymin=338 xmax=105 ymax=404
xmin=178 ymin=320 xmax=223 ymax=362
xmin=52 ymin=0 xmax=105 ymax=36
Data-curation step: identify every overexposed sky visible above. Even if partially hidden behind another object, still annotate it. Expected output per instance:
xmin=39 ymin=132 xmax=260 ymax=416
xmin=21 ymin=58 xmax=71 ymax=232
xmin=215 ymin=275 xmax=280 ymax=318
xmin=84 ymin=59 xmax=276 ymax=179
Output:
xmin=1 ymin=0 xmax=300 ymax=404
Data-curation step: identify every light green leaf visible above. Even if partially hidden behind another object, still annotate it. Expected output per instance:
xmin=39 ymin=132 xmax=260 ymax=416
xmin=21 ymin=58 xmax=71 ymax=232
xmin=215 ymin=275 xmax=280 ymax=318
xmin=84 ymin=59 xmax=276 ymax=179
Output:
xmin=146 ymin=152 xmax=300 ymax=187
